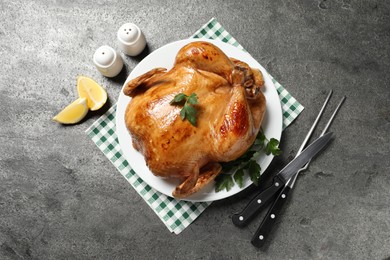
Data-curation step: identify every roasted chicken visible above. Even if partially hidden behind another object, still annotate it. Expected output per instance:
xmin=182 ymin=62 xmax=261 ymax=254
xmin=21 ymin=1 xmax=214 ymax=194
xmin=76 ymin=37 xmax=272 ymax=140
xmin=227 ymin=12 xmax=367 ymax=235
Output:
xmin=123 ymin=41 xmax=266 ymax=198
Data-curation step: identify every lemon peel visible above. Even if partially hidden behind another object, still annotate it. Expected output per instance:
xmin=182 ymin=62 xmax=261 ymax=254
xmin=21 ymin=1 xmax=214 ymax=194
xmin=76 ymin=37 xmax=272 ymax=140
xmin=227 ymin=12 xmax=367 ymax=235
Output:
xmin=77 ymin=76 xmax=107 ymax=111
xmin=53 ymin=97 xmax=89 ymax=124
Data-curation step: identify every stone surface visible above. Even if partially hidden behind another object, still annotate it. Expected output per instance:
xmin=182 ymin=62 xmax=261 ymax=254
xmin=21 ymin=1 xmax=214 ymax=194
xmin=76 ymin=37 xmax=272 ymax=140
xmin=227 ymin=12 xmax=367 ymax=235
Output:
xmin=0 ymin=0 xmax=389 ymax=259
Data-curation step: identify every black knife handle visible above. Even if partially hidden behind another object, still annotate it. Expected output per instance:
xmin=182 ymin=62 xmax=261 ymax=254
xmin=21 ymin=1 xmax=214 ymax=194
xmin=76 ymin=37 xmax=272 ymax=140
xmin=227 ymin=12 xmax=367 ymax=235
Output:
xmin=232 ymin=176 xmax=285 ymax=227
xmin=251 ymin=185 xmax=291 ymax=247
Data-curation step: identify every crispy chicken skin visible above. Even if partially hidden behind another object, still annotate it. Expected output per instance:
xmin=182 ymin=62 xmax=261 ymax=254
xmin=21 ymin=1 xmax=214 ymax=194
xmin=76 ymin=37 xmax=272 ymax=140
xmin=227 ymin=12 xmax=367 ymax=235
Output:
xmin=123 ymin=41 xmax=266 ymax=198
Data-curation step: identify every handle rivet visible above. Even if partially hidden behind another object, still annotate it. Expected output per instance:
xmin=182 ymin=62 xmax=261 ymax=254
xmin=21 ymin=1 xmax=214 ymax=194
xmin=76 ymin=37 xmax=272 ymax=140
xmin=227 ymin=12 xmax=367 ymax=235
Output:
xmin=271 ymin=214 xmax=275 ymax=219
xmin=259 ymin=235 xmax=264 ymax=240
xmin=275 ymin=182 xmax=279 ymax=187
xmin=257 ymin=199 xmax=262 ymax=204
xmin=239 ymin=216 xmax=244 ymax=221
xmin=281 ymin=194 xmax=286 ymax=198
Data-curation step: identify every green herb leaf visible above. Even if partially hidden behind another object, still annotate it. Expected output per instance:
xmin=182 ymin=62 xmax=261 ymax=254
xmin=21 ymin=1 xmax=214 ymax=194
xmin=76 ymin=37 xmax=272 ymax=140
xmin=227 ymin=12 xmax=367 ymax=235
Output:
xmin=187 ymin=93 xmax=198 ymax=105
xmin=254 ymin=131 xmax=266 ymax=145
xmin=170 ymin=92 xmax=199 ymax=126
xmin=186 ymin=113 xmax=197 ymax=126
xmin=215 ymin=174 xmax=234 ymax=192
xmin=183 ymin=104 xmax=197 ymax=126
xmin=248 ymin=160 xmax=261 ymax=186
xmin=170 ymin=93 xmax=187 ymax=104
xmin=180 ymin=107 xmax=186 ymax=120
xmin=184 ymin=104 xmax=197 ymax=117
xmin=234 ymin=169 xmax=245 ymax=188
xmin=265 ymin=138 xmax=281 ymax=156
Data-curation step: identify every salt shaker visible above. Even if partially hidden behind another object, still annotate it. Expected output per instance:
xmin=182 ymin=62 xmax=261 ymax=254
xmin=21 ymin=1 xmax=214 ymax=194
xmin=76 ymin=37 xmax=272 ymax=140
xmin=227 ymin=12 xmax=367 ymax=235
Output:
xmin=93 ymin=45 xmax=123 ymax=77
xmin=117 ymin=23 xmax=146 ymax=56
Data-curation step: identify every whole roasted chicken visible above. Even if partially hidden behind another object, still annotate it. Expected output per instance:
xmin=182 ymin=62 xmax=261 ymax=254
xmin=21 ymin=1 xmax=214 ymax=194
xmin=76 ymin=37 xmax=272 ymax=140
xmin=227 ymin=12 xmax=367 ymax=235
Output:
xmin=124 ymin=41 xmax=266 ymax=198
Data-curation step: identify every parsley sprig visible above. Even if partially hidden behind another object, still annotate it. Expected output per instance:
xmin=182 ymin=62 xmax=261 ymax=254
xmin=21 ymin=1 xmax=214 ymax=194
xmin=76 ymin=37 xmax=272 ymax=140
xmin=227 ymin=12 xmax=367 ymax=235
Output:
xmin=170 ymin=93 xmax=199 ymax=126
xmin=215 ymin=130 xmax=281 ymax=192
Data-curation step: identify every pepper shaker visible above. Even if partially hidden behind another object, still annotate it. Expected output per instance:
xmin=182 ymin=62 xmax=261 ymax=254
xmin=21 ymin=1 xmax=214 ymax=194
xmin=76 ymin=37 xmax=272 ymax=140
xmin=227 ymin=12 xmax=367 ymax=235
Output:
xmin=117 ymin=23 xmax=146 ymax=56
xmin=93 ymin=45 xmax=123 ymax=77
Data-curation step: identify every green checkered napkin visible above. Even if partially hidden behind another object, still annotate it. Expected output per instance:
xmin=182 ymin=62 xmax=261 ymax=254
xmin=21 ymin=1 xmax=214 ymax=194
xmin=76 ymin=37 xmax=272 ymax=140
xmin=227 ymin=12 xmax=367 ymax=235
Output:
xmin=85 ymin=18 xmax=304 ymax=234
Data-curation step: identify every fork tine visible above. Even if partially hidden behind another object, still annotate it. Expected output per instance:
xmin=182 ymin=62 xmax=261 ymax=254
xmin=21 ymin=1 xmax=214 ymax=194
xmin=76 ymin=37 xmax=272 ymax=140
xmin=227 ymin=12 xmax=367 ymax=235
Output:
xmin=320 ymin=96 xmax=346 ymax=136
xmin=296 ymin=90 xmax=333 ymax=155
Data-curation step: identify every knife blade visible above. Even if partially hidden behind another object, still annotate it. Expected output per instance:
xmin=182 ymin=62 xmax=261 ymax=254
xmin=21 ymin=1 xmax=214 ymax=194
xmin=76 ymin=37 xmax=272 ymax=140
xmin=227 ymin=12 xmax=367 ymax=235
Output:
xmin=277 ymin=131 xmax=332 ymax=183
xmin=232 ymin=132 xmax=333 ymax=227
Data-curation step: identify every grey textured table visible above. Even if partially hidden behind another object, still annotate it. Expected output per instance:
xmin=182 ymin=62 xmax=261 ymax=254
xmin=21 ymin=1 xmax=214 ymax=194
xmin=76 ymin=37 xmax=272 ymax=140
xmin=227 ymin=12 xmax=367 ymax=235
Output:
xmin=1 ymin=1 xmax=389 ymax=259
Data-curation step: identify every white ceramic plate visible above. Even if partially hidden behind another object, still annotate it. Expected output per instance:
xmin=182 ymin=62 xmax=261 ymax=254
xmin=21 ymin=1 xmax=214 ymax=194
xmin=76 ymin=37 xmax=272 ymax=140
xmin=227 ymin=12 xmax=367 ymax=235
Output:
xmin=116 ymin=39 xmax=283 ymax=202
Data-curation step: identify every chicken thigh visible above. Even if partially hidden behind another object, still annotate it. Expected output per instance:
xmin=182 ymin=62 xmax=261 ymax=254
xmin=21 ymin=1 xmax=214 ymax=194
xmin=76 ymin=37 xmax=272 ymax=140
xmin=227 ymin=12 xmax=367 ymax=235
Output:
xmin=123 ymin=41 xmax=266 ymax=198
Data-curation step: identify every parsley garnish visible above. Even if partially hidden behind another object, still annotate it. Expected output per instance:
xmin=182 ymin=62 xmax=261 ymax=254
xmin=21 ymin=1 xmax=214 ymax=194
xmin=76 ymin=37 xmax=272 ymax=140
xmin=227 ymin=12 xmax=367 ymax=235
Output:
xmin=233 ymin=168 xmax=244 ymax=188
xmin=215 ymin=174 xmax=234 ymax=192
xmin=265 ymin=138 xmax=281 ymax=156
xmin=215 ymin=130 xmax=282 ymax=192
xmin=248 ymin=160 xmax=261 ymax=186
xmin=170 ymin=93 xmax=199 ymax=126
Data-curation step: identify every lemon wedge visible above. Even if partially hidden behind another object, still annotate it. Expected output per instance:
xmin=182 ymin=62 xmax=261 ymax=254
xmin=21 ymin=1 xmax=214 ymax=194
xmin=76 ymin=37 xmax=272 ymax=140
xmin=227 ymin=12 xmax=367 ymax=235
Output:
xmin=53 ymin=97 xmax=89 ymax=124
xmin=77 ymin=76 xmax=107 ymax=111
